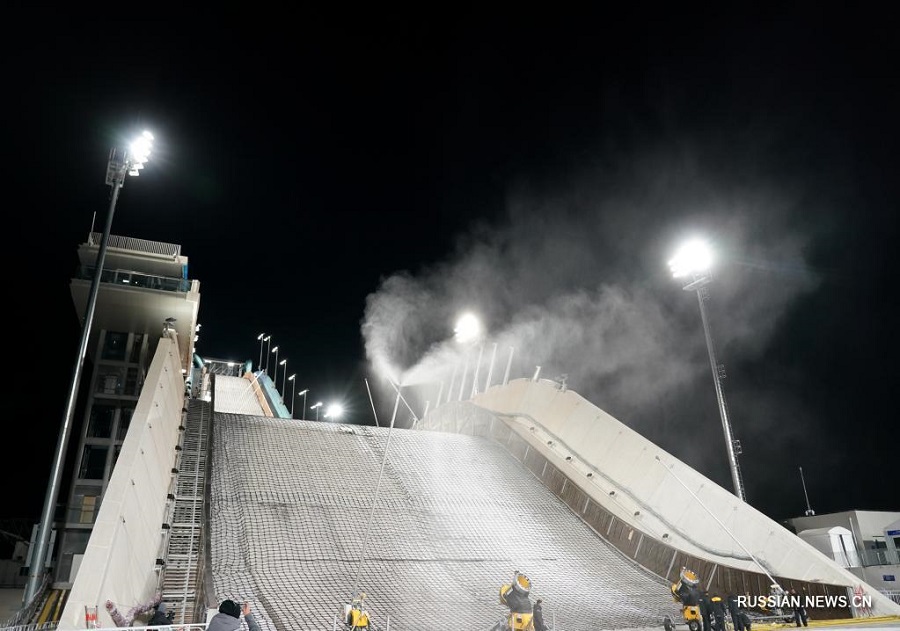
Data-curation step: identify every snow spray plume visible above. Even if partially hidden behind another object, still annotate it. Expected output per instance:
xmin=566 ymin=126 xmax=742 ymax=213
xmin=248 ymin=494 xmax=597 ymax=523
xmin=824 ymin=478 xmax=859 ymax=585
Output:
xmin=362 ymin=145 xmax=821 ymax=464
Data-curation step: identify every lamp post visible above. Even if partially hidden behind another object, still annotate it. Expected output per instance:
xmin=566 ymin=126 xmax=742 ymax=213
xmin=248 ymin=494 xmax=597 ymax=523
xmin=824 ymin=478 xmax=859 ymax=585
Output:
xmin=270 ymin=346 xmax=279 ymax=381
xmin=264 ymin=336 xmax=272 ymax=374
xmin=278 ymin=358 xmax=288 ymax=401
xmin=25 ymin=131 xmax=154 ymax=603
xmin=298 ymin=389 xmax=309 ymax=420
xmin=288 ymin=374 xmax=296 ymax=417
xmin=311 ymin=401 xmax=323 ymax=421
xmin=257 ymin=333 xmax=265 ymax=372
xmin=454 ymin=312 xmax=483 ymax=400
xmin=669 ymin=238 xmax=746 ymax=502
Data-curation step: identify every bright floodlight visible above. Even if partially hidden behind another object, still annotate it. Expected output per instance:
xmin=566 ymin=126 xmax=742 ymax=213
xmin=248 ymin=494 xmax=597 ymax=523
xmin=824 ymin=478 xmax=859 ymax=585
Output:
xmin=669 ymin=239 xmax=713 ymax=279
xmin=127 ymin=130 xmax=154 ymax=175
xmin=454 ymin=312 xmax=482 ymax=344
xmin=325 ymin=403 xmax=344 ymax=419
xmin=130 ymin=130 xmax=154 ymax=160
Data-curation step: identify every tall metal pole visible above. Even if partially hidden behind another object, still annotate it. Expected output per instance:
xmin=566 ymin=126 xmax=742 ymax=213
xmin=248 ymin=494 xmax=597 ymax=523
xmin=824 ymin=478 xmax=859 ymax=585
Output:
xmin=502 ymin=346 xmax=515 ymax=385
xmin=301 ymin=390 xmax=308 ymax=420
xmin=26 ymin=157 xmax=126 ymax=604
xmin=656 ymin=456 xmax=771 ymax=585
xmin=799 ymin=466 xmax=814 ymax=516
xmin=257 ymin=334 xmax=265 ymax=371
xmin=484 ymin=342 xmax=498 ymax=392
xmin=279 ymin=360 xmax=287 ymax=401
xmin=694 ymin=284 xmax=746 ymax=502
xmin=265 ymin=337 xmax=272 ymax=374
xmin=457 ymin=353 xmax=469 ymax=401
xmin=470 ymin=343 xmax=485 ymax=398
xmin=446 ymin=365 xmax=458 ymax=404
xmin=271 ymin=346 xmax=279 ymax=382
xmin=289 ymin=376 xmax=296 ymax=417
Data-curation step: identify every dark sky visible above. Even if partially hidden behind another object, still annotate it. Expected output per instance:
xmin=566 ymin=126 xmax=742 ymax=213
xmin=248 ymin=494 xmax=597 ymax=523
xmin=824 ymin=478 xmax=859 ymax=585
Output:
xmin=6 ymin=8 xmax=898 ymax=527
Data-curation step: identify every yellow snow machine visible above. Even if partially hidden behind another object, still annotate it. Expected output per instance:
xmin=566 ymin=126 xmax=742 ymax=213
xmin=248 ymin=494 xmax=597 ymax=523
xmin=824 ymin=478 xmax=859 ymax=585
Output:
xmin=490 ymin=571 xmax=535 ymax=631
xmin=664 ymin=567 xmax=702 ymax=631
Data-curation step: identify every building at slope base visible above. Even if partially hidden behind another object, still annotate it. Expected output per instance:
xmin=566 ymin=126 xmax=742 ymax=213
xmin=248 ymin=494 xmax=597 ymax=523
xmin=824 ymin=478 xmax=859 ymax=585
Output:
xmin=788 ymin=510 xmax=900 ymax=596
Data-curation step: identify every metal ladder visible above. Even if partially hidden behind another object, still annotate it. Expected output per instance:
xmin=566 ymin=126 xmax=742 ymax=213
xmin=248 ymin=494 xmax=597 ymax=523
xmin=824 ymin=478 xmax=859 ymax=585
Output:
xmin=157 ymin=397 xmax=211 ymax=625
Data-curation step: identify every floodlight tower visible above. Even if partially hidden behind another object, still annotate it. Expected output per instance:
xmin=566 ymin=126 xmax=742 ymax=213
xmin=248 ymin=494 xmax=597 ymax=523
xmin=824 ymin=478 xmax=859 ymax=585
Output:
xmin=669 ymin=238 xmax=746 ymax=502
xmin=287 ymin=374 xmax=296 ymax=416
xmin=278 ymin=358 xmax=288 ymax=400
xmin=453 ymin=312 xmax=484 ymax=400
xmin=257 ymin=333 xmax=266 ymax=371
xmin=26 ymin=131 xmax=155 ymax=603
xmin=298 ymin=389 xmax=309 ymax=420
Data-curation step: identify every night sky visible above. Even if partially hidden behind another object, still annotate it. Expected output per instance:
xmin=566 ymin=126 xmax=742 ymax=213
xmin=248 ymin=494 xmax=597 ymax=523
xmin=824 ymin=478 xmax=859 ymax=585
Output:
xmin=6 ymin=8 xmax=898 ymax=528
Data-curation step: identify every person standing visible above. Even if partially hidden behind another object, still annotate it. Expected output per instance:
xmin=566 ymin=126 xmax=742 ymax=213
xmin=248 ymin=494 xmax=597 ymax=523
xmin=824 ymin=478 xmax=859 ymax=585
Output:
xmin=533 ymin=598 xmax=548 ymax=631
xmin=698 ymin=590 xmax=712 ymax=631
xmin=710 ymin=593 xmax=726 ymax=631
xmin=727 ymin=594 xmax=745 ymax=631
xmin=789 ymin=589 xmax=808 ymax=627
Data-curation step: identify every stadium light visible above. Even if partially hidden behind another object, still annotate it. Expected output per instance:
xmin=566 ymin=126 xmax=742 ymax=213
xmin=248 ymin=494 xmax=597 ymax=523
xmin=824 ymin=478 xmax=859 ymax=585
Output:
xmin=26 ymin=130 xmax=155 ymax=603
xmin=310 ymin=401 xmax=323 ymax=421
xmin=278 ymin=358 xmax=288 ymax=401
xmin=669 ymin=238 xmax=746 ymax=502
xmin=271 ymin=346 xmax=279 ymax=381
xmin=454 ymin=312 xmax=482 ymax=344
xmin=288 ymin=374 xmax=296 ymax=416
xmin=257 ymin=333 xmax=266 ymax=371
xmin=298 ymin=389 xmax=309 ymax=420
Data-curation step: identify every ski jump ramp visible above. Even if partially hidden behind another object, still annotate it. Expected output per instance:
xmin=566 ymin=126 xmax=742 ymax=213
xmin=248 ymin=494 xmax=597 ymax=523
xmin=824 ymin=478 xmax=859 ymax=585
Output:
xmin=206 ymin=377 xmax=900 ymax=630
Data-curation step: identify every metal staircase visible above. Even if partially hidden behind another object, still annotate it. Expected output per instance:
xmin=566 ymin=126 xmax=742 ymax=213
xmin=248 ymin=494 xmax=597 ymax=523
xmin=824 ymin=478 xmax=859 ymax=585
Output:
xmin=157 ymin=398 xmax=211 ymax=625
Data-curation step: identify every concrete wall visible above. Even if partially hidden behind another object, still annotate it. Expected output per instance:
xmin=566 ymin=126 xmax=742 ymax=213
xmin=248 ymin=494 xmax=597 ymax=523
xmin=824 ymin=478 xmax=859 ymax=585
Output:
xmin=421 ymin=378 xmax=900 ymax=618
xmin=57 ymin=335 xmax=185 ymax=630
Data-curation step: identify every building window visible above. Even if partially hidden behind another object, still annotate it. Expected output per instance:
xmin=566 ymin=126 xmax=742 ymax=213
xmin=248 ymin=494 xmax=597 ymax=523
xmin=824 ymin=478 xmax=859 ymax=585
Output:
xmin=101 ymin=332 xmax=128 ymax=360
xmin=87 ymin=405 xmax=115 ymax=438
xmin=78 ymin=445 xmax=108 ymax=480
xmin=96 ymin=367 xmax=125 ymax=395
xmin=125 ymin=367 xmax=140 ymax=395
xmin=79 ymin=495 xmax=97 ymax=524
xmin=117 ymin=407 xmax=134 ymax=441
xmin=129 ymin=334 xmax=144 ymax=363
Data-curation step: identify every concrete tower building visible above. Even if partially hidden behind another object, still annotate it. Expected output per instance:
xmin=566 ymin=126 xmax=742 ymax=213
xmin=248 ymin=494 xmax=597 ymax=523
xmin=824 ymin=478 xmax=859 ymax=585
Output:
xmin=54 ymin=232 xmax=200 ymax=586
